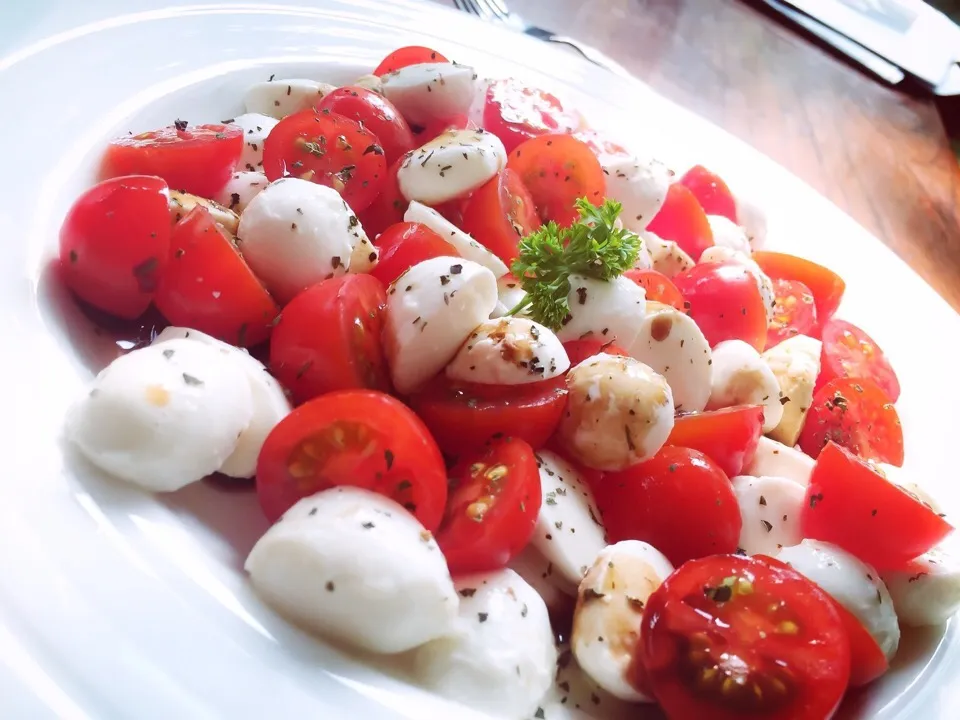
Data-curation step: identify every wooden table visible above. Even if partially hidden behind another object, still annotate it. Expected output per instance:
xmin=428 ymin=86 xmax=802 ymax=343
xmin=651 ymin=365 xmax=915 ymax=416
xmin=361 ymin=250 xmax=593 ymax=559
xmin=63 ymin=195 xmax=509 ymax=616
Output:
xmin=434 ymin=0 xmax=960 ymax=311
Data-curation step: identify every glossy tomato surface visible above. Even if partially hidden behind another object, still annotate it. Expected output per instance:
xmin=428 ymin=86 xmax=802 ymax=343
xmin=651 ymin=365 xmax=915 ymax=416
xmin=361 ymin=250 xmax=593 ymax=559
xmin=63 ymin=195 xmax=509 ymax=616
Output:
xmin=315 ymin=86 xmax=415 ymax=165
xmin=357 ymin=150 xmax=411 ymax=239
xmin=753 ymin=251 xmax=845 ymax=322
xmin=369 ymin=222 xmax=459 ymax=287
xmin=373 ymin=45 xmax=449 ymax=76
xmin=817 ymin=318 xmax=900 ymax=402
xmin=667 ymin=406 xmax=764 ymax=478
xmin=677 ymin=165 xmax=738 ymax=222
xmin=646 ymin=183 xmax=715 ymax=261
xmin=562 ymin=339 xmax=630 ymax=367
xmin=460 ymin=168 xmax=540 ymax=265
xmin=483 ymin=78 xmax=580 ymax=153
xmin=766 ymin=278 xmax=818 ymax=349
xmin=623 ymin=268 xmax=685 ymax=311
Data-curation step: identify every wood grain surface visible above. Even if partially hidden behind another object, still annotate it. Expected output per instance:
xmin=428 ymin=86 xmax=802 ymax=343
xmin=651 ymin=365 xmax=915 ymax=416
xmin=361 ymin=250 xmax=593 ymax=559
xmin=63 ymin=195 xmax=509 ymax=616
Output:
xmin=434 ymin=0 xmax=960 ymax=311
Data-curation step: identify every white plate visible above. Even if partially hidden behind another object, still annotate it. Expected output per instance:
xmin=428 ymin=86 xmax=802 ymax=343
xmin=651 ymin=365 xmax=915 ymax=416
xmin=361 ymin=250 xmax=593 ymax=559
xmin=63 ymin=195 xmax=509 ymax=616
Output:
xmin=1 ymin=0 xmax=958 ymax=718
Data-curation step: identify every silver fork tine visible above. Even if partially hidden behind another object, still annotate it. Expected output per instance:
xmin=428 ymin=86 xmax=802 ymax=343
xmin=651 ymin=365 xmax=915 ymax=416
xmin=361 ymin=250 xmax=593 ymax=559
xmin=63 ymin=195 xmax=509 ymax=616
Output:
xmin=474 ymin=0 xmax=511 ymax=21
xmin=451 ymin=0 xmax=471 ymax=11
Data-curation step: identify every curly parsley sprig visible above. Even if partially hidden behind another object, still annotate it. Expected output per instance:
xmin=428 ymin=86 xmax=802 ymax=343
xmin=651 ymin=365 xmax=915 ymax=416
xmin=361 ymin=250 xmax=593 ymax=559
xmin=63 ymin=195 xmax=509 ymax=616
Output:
xmin=507 ymin=198 xmax=641 ymax=330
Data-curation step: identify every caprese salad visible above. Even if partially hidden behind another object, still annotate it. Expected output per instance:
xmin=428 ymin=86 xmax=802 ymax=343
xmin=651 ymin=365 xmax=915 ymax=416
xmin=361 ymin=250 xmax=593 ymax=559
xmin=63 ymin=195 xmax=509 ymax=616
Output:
xmin=59 ymin=43 xmax=958 ymax=720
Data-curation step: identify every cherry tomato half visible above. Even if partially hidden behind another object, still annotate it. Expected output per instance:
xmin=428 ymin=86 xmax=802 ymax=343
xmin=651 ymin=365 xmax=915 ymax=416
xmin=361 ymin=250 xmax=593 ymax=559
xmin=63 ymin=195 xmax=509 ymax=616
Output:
xmin=483 ymin=78 xmax=579 ymax=154
xmin=817 ymin=318 xmax=900 ymax=402
xmin=677 ymin=165 xmax=738 ymax=223
xmin=667 ymin=405 xmax=764 ymax=478
xmin=369 ymin=221 xmax=459 ymax=287
xmin=572 ymin=128 xmax=630 ymax=159
xmin=315 ymin=86 xmax=416 ymax=165
xmin=357 ymin=151 xmax=411 ymax=239
xmin=460 ymin=168 xmax=541 ymax=266
xmin=373 ymin=45 xmax=449 ymax=76
xmin=562 ymin=339 xmax=630 ymax=367
xmin=256 ymin=390 xmax=447 ymax=528
xmin=753 ymin=251 xmax=845 ymax=322
xmin=766 ymin=278 xmax=819 ymax=349
xmin=646 ymin=183 xmax=715 ymax=261
xmin=623 ymin=268 xmax=685 ymax=311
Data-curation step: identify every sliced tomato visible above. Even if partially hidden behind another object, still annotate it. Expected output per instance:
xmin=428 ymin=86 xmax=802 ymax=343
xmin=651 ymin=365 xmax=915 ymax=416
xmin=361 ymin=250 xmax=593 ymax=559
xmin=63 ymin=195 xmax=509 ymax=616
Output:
xmin=262 ymin=109 xmax=386 ymax=211
xmin=593 ymin=447 xmax=741 ymax=566
xmin=357 ymin=150 xmax=411 ymax=239
xmin=798 ymin=377 xmax=903 ymax=466
xmin=430 ymin=196 xmax=471 ymax=228
xmin=460 ymin=169 xmax=541 ymax=265
xmin=154 ymin=206 xmax=278 ymax=346
xmin=256 ymin=390 xmax=447 ymax=528
xmin=373 ymin=45 xmax=449 ymax=76
xmin=571 ymin=128 xmax=630 ymax=159
xmin=623 ymin=268 xmax=685 ymax=311
xmin=562 ymin=339 xmax=630 ymax=367
xmin=801 ymin=442 xmax=952 ymax=569
xmin=753 ymin=251 xmax=845 ymax=322
xmin=407 ymin=375 xmax=567 ymax=459
xmin=677 ymin=165 xmax=738 ymax=223
xmin=102 ymin=123 xmax=242 ymax=198
xmin=667 ymin=406 xmax=764 ymax=478
xmin=646 ymin=183 xmax=715 ymax=261
xmin=836 ymin=601 xmax=889 ymax=686
xmin=483 ymin=78 xmax=579 ymax=154
xmin=639 ymin=554 xmax=851 ymax=720
xmin=436 ymin=438 xmax=542 ymax=575
xmin=369 ymin=221 xmax=459 ymax=287
xmin=817 ymin=318 xmax=900 ymax=402
xmin=672 ymin=261 xmax=768 ymax=351
xmin=59 ymin=175 xmax=171 ymax=319
xmin=507 ymin=134 xmax=605 ymax=226
xmin=766 ymin=278 xmax=819 ymax=349
xmin=414 ymin=113 xmax=473 ymax=143
xmin=315 ymin=86 xmax=416 ymax=165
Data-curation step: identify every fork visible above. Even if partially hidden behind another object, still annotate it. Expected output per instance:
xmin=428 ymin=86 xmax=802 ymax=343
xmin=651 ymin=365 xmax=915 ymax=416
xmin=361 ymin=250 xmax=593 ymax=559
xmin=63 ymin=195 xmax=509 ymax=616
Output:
xmin=451 ymin=0 xmax=633 ymax=78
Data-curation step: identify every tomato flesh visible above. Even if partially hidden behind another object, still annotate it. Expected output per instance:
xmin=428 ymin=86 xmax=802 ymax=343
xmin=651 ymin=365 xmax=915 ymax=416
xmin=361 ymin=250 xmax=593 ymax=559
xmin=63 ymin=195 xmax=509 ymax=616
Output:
xmin=753 ymin=251 xmax=845 ymax=322
xmin=623 ymin=268 xmax=685 ymax=311
xmin=357 ymin=151 xmax=410 ymax=239
xmin=766 ymin=278 xmax=819 ymax=349
xmin=677 ymin=165 xmax=738 ymax=223
xmin=667 ymin=406 xmax=764 ymax=478
xmin=646 ymin=183 xmax=715 ymax=261
xmin=373 ymin=46 xmax=449 ymax=76
xmin=562 ymin=339 xmax=630 ymax=367
xmin=315 ymin=87 xmax=415 ymax=165
xmin=483 ymin=78 xmax=579 ymax=154
xmin=460 ymin=168 xmax=541 ymax=266
xmin=369 ymin=222 xmax=459 ymax=287
xmin=817 ymin=318 xmax=900 ymax=402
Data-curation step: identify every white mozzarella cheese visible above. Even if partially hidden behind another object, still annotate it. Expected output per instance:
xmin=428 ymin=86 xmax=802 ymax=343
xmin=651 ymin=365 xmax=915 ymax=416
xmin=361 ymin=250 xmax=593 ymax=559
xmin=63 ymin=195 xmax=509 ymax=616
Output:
xmin=508 ymin=544 xmax=577 ymax=620
xmin=168 ymin=190 xmax=239 ymax=235
xmin=245 ymin=487 xmax=458 ymax=653
xmin=600 ymin=154 xmax=671 ymax=232
xmin=731 ymin=475 xmax=805 ymax=556
xmin=531 ymin=450 xmax=608 ymax=590
xmin=237 ymin=178 xmax=369 ymax=303
xmin=708 ymin=339 xmax=783 ymax=432
xmin=352 ymin=73 xmax=384 ymax=95
xmin=572 ymin=541 xmax=673 ymax=702
xmin=628 ymin=301 xmax=713 ymax=413
xmin=880 ymin=547 xmax=960 ymax=627
xmin=243 ymin=78 xmax=335 ymax=119
xmin=65 ymin=339 xmax=253 ymax=492
xmin=497 ymin=275 xmax=527 ymax=311
xmin=412 ymin=569 xmax=556 ymax=720
xmin=556 ymin=275 xmax=646 ymax=348
xmin=557 ymin=354 xmax=675 ymax=471
xmin=871 ymin=462 xmax=944 ymax=515
xmin=643 ymin=231 xmax=694 ymax=277
xmin=762 ymin=334 xmax=821 ymax=446
xmin=744 ymin=437 xmax=814 ymax=487
xmin=215 ymin=171 xmax=268 ymax=214
xmin=538 ymin=644 xmax=637 ymax=720
xmin=777 ymin=540 xmax=899 ymax=661
xmin=398 ymin=129 xmax=506 ymax=205
xmin=383 ymin=256 xmax=498 ymax=393
xmin=706 ymin=214 xmax=751 ymax=254
xmin=446 ymin=317 xmax=569 ymax=385
xmin=735 ymin=194 xmax=767 ymax=250
xmin=347 ymin=231 xmax=379 ymax=274
xmin=404 ymin=201 xmax=508 ymax=277
xmin=229 ymin=112 xmax=279 ymax=172
xmin=380 ymin=62 xmax=477 ymax=127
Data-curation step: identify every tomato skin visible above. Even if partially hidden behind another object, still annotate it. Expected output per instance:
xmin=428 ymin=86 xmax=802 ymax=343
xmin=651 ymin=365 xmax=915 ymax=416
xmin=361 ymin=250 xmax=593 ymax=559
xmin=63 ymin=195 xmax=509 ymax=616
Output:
xmin=460 ymin=169 xmax=541 ymax=265
xmin=766 ymin=278 xmax=819 ymax=349
xmin=507 ymin=134 xmax=605 ymax=227
xmin=357 ymin=151 xmax=411 ymax=239
xmin=59 ymin=175 xmax=171 ymax=319
xmin=483 ymin=78 xmax=579 ymax=154
xmin=753 ymin=251 xmax=845 ymax=322
xmin=103 ymin=124 xmax=243 ymax=198
xmin=269 ymin=275 xmax=390 ymax=403
xmin=373 ymin=45 xmax=449 ymax=76
xmin=817 ymin=318 xmax=900 ymax=402
xmin=646 ymin=184 xmax=715 ymax=261
xmin=256 ymin=390 xmax=447 ymax=529
xmin=623 ymin=269 xmax=685 ymax=311
xmin=835 ymin=601 xmax=889 ymax=686
xmin=677 ymin=165 xmax=738 ymax=223
xmin=436 ymin=438 xmax=542 ymax=575
xmin=315 ymin=87 xmax=416 ymax=165
xmin=369 ymin=222 xmax=459 ymax=287
xmin=562 ymin=339 xmax=630 ymax=367
xmin=640 ymin=554 xmax=851 ymax=720
xmin=667 ymin=406 xmax=764 ymax=478
xmin=262 ymin=110 xmax=386 ymax=211
xmin=672 ymin=261 xmax=768 ymax=351
xmin=801 ymin=442 xmax=953 ymax=569
xmin=594 ymin=447 xmax=741 ymax=566
xmin=798 ymin=377 xmax=903 ymax=466
xmin=571 ymin=128 xmax=630 ymax=159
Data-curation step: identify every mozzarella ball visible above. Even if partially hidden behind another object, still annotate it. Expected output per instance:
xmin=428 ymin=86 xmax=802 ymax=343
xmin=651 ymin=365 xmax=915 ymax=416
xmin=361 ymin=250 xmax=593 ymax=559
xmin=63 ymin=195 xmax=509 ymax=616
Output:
xmin=735 ymin=194 xmax=767 ymax=250
xmin=699 ymin=246 xmax=776 ymax=322
xmin=744 ymin=437 xmax=814 ymax=487
xmin=237 ymin=179 xmax=369 ymax=303
xmin=497 ymin=274 xmax=527 ymax=312
xmin=762 ymin=334 xmax=821 ymax=446
xmin=404 ymin=201 xmax=508 ymax=277
xmin=229 ymin=112 xmax=278 ymax=172
xmin=601 ymin=154 xmax=671 ymax=232
xmin=352 ymin=73 xmax=384 ymax=95
xmin=243 ymin=78 xmax=335 ymax=119
xmin=215 ymin=171 xmax=268 ymax=214
xmin=380 ymin=62 xmax=477 ymax=127
xmin=508 ymin=544 xmax=577 ymax=621
xmin=881 ymin=547 xmax=960 ymax=627
xmin=731 ymin=475 xmax=805 ymax=555
xmin=708 ymin=339 xmax=783 ymax=432
xmin=412 ymin=570 xmax=556 ymax=720
xmin=572 ymin=541 xmax=673 ymax=701
xmin=556 ymin=275 xmax=646 ymax=348
xmin=348 ymin=232 xmax=379 ymax=274
xmin=643 ymin=231 xmax=694 ymax=277
xmin=558 ymin=354 xmax=675 ymax=471
xmin=65 ymin=339 xmax=253 ymax=492
xmin=446 ymin=317 xmax=569 ymax=385
xmin=383 ymin=256 xmax=498 ymax=393
xmin=245 ymin=487 xmax=458 ymax=653
xmin=871 ymin=462 xmax=944 ymax=515
xmin=706 ymin=215 xmax=749 ymax=254
xmin=398 ymin=129 xmax=506 ymax=206
xmin=169 ymin=190 xmax=239 ymax=234
xmin=539 ymin=644 xmax=637 ymax=720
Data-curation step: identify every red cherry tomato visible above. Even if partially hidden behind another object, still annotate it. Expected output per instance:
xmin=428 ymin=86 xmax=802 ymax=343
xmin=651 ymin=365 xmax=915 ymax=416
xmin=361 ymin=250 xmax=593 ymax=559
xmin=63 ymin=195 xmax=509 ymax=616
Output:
xmin=766 ymin=278 xmax=819 ymax=349
xmin=571 ymin=128 xmax=630 ymax=159
xmin=673 ymin=261 xmax=768 ymax=351
xmin=357 ymin=151 xmax=410 ymax=239
xmin=817 ymin=318 xmax=900 ymax=402
xmin=436 ymin=438 xmax=542 ymax=575
xmin=801 ymin=442 xmax=952 ymax=569
xmin=753 ymin=251 xmax=845 ymax=322
xmin=413 ymin=113 xmax=474 ymax=143
xmin=482 ymin=78 xmax=580 ymax=154
xmin=373 ymin=45 xmax=449 ymax=76
xmin=430 ymin=196 xmax=471 ymax=228
xmin=407 ymin=375 xmax=567 ymax=459
xmin=798 ymin=377 xmax=903 ymax=466
xmin=154 ymin=206 xmax=278 ymax=346
xmin=262 ymin=110 xmax=386 ymax=211
xmin=460 ymin=169 xmax=541 ymax=266
xmin=102 ymin=124 xmax=242 ymax=199
xmin=315 ymin=86 xmax=416 ymax=165
xmin=646 ymin=183 xmax=715 ymax=261
xmin=369 ymin=222 xmax=459 ymax=287
xmin=256 ymin=390 xmax=447 ymax=528
xmin=59 ymin=175 xmax=171 ymax=319
xmin=562 ymin=339 xmax=630 ymax=367
xmin=677 ymin=165 xmax=738 ymax=223
xmin=639 ymin=554 xmax=851 ymax=720
xmin=507 ymin=134 xmax=605 ymax=227
xmin=623 ymin=269 xmax=685 ymax=311
xmin=593 ymin=447 xmax=741 ymax=566
xmin=667 ymin=406 xmax=764 ymax=478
